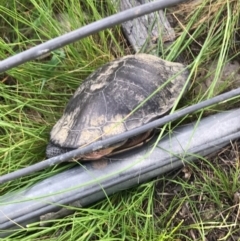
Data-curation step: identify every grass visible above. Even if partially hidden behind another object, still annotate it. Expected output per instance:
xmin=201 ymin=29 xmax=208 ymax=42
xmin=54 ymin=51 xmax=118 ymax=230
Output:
xmin=0 ymin=0 xmax=240 ymax=240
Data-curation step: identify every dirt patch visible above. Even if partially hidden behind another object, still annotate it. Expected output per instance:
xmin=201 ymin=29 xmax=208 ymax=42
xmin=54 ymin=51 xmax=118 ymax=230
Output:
xmin=154 ymin=141 xmax=240 ymax=240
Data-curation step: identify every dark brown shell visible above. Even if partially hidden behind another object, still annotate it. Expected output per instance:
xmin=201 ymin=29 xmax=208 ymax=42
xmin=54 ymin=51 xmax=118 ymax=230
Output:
xmin=46 ymin=53 xmax=189 ymax=158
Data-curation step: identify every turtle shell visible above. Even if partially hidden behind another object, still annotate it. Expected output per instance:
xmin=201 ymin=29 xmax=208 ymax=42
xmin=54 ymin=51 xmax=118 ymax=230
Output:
xmin=46 ymin=53 xmax=189 ymax=158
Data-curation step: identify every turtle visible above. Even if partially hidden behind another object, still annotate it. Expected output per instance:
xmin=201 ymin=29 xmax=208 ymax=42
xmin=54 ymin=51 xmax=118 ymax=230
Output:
xmin=46 ymin=53 xmax=189 ymax=160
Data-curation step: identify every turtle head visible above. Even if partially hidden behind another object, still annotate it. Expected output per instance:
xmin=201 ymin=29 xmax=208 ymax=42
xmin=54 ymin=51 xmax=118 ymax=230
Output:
xmin=46 ymin=142 xmax=74 ymax=159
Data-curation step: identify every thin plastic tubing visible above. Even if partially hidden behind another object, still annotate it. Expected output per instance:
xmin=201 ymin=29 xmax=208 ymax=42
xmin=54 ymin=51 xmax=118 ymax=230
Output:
xmin=0 ymin=0 xmax=188 ymax=72
xmin=0 ymin=87 xmax=239 ymax=184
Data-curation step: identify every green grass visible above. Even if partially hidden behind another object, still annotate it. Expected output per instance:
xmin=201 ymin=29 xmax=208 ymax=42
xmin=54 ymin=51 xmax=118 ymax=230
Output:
xmin=0 ymin=0 xmax=240 ymax=240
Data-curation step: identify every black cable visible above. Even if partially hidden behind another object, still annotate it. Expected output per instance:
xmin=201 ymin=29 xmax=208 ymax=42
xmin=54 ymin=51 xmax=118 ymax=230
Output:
xmin=0 ymin=0 xmax=188 ymax=73
xmin=0 ymin=87 xmax=239 ymax=184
